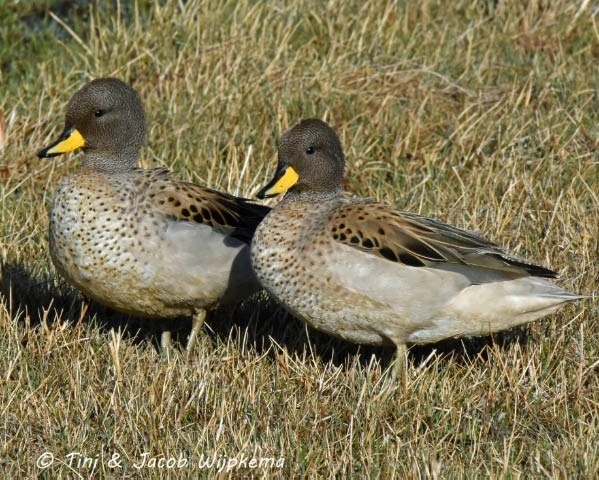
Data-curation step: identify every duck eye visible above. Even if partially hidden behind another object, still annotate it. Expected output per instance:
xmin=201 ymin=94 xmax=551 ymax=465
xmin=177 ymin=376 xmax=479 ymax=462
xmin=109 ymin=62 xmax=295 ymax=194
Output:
xmin=94 ymin=110 xmax=105 ymax=117
xmin=306 ymin=146 xmax=315 ymax=155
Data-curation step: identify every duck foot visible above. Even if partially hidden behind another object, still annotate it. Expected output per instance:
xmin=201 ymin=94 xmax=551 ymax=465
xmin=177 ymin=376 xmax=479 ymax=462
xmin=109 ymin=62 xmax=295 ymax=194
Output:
xmin=186 ymin=309 xmax=206 ymax=354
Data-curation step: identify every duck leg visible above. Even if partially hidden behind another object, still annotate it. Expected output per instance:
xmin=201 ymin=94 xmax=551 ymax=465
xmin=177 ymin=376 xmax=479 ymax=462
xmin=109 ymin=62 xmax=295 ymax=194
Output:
xmin=186 ymin=309 xmax=206 ymax=354
xmin=391 ymin=343 xmax=409 ymax=388
xmin=161 ymin=330 xmax=172 ymax=350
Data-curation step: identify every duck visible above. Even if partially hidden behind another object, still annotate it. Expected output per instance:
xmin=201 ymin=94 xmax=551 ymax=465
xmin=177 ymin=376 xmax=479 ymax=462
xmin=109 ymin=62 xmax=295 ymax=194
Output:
xmin=250 ymin=118 xmax=582 ymax=369
xmin=37 ymin=77 xmax=270 ymax=352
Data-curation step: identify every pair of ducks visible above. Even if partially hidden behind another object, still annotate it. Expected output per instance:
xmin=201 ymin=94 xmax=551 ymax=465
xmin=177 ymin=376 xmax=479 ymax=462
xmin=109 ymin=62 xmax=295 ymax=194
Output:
xmin=38 ymin=78 xmax=581 ymax=364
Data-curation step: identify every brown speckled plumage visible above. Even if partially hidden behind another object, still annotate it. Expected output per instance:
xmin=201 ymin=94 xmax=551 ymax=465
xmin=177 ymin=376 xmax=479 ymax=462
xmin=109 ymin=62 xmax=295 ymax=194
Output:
xmin=38 ymin=78 xmax=270 ymax=349
xmin=251 ymin=119 xmax=581 ymax=366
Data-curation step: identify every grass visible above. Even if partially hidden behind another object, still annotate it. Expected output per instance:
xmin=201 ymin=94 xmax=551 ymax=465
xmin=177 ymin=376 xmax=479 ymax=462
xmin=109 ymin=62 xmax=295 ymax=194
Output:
xmin=0 ymin=0 xmax=597 ymax=477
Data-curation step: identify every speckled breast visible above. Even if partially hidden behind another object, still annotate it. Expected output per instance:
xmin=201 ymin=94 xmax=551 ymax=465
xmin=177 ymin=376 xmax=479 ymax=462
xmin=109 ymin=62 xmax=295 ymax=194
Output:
xmin=48 ymin=174 xmax=172 ymax=317
xmin=251 ymin=200 xmax=390 ymax=345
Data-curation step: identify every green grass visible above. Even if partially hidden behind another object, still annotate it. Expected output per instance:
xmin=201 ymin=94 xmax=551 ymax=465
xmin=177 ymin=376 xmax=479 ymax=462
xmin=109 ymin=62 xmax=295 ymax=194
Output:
xmin=0 ymin=0 xmax=597 ymax=477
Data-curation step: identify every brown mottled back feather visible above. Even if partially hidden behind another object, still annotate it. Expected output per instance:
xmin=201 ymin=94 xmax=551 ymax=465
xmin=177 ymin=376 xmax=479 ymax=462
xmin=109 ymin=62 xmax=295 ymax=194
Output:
xmin=328 ymin=200 xmax=556 ymax=279
xmin=142 ymin=168 xmax=270 ymax=243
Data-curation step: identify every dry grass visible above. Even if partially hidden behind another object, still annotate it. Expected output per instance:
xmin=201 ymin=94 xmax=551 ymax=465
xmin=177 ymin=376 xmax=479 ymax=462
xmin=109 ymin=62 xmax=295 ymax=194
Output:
xmin=0 ymin=0 xmax=597 ymax=477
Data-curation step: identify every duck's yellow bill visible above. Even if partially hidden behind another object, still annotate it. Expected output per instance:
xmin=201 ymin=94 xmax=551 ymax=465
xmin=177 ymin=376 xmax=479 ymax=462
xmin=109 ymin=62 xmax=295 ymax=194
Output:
xmin=37 ymin=126 xmax=86 ymax=158
xmin=257 ymin=165 xmax=299 ymax=199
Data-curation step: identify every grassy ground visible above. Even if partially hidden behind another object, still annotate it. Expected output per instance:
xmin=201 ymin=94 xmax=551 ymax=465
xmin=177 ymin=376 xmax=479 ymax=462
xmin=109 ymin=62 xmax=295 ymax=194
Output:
xmin=0 ymin=0 xmax=597 ymax=477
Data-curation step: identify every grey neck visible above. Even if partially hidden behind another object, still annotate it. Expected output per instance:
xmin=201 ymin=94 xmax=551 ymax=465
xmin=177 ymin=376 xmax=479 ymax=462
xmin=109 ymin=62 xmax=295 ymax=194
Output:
xmin=80 ymin=150 xmax=139 ymax=173
xmin=281 ymin=186 xmax=342 ymax=205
